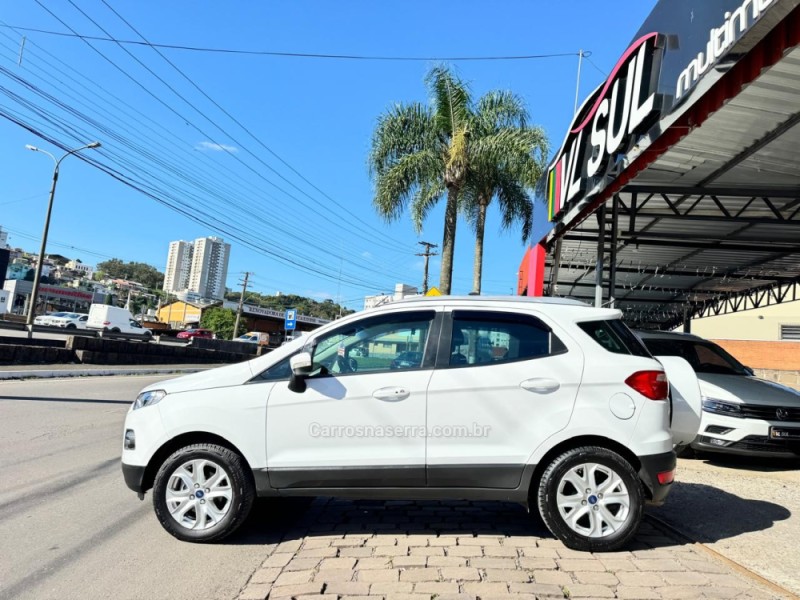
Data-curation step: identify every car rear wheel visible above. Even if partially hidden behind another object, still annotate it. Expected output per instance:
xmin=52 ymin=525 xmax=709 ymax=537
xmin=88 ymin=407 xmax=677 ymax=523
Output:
xmin=153 ymin=443 xmax=255 ymax=543
xmin=537 ymin=446 xmax=643 ymax=552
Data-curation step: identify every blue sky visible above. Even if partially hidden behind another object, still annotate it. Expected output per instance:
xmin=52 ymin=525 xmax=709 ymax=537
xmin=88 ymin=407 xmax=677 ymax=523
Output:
xmin=0 ymin=1 xmax=656 ymax=308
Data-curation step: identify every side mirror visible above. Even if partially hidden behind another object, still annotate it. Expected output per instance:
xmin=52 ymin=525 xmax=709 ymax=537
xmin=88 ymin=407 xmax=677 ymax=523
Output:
xmin=288 ymin=352 xmax=313 ymax=393
xmin=744 ymin=366 xmax=755 ymax=376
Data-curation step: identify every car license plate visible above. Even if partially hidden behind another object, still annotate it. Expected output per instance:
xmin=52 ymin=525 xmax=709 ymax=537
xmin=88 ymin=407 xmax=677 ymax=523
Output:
xmin=769 ymin=427 xmax=800 ymax=440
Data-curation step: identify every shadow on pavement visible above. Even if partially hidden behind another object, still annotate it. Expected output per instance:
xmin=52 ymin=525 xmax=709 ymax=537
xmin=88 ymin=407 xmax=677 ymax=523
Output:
xmin=226 ymin=495 xmax=691 ymax=551
xmin=647 ymin=480 xmax=792 ymax=543
xmin=699 ymin=453 xmax=800 ymax=472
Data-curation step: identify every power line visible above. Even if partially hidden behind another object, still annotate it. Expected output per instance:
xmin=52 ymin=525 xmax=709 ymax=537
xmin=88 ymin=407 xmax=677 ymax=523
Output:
xmin=2 ymin=24 xmax=584 ymax=62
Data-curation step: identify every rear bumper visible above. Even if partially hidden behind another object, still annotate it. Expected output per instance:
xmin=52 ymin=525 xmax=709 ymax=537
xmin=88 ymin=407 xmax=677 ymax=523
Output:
xmin=638 ymin=450 xmax=677 ymax=505
xmin=122 ymin=462 xmax=147 ymax=493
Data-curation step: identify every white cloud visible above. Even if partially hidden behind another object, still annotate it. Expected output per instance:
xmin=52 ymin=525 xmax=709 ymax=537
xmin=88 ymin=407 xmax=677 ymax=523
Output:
xmin=195 ymin=141 xmax=238 ymax=153
xmin=361 ymin=251 xmax=373 ymax=259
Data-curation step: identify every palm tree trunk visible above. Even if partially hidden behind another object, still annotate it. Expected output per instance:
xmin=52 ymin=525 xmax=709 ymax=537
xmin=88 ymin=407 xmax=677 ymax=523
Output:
xmin=439 ymin=185 xmax=459 ymax=295
xmin=472 ymin=195 xmax=489 ymax=294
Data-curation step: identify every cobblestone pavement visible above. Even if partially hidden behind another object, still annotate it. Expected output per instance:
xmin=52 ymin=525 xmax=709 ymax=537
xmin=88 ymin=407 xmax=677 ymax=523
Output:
xmin=235 ymin=499 xmax=788 ymax=600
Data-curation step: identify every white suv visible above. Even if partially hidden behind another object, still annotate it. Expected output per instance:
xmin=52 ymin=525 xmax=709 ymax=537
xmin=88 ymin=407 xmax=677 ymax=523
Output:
xmin=121 ymin=297 xmax=699 ymax=551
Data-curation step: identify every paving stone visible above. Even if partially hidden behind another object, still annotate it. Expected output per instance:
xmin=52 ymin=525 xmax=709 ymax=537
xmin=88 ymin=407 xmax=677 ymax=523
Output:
xmin=516 ymin=557 xmax=556 ymax=570
xmin=314 ymin=568 xmax=356 ymax=582
xmin=261 ymin=553 xmax=295 ymax=568
xmin=616 ymin=571 xmax=666 ymax=587
xmin=357 ymin=569 xmax=401 ymax=583
xmin=393 ymin=556 xmax=428 ymax=568
xmin=339 ymin=547 xmax=376 ymax=558
xmin=366 ymin=535 xmax=398 ymax=546
xmin=655 ymin=586 xmax=706 ymax=599
xmin=399 ymin=568 xmax=441 ymax=582
xmin=482 ymin=546 xmax=519 ymax=558
xmin=369 ymin=582 xmax=414 ymax=594
xmin=596 ymin=557 xmax=637 ymax=572
xmin=458 ymin=536 xmax=501 ymax=546
xmin=678 ymin=558 xmax=734 ymax=574
xmin=508 ymin=583 xmax=565 ymax=597
xmin=296 ymin=548 xmax=339 ymax=559
xmin=446 ymin=546 xmax=484 ymax=557
xmin=293 ymin=595 xmax=338 ymax=600
xmin=413 ymin=582 xmax=461 ymax=595
xmin=439 ymin=567 xmax=481 ymax=581
xmin=339 ymin=596 xmax=384 ymax=600
xmin=462 ymin=582 xmax=510 ymax=596
xmin=615 ymin=585 xmax=663 ymax=599
xmin=469 ymin=557 xmax=519 ymax=569
xmin=273 ymin=569 xmax=316 ymax=586
xmin=332 ymin=538 xmax=368 ymax=547
xmin=563 ymin=583 xmax=616 ymax=598
xmin=239 ymin=583 xmax=271 ymax=600
xmin=482 ymin=569 xmax=531 ymax=583
xmin=249 ymin=567 xmax=283 ymax=584
xmin=322 ymin=582 xmax=372 ymax=596
xmin=276 ymin=540 xmax=303 ymax=552
xmin=374 ymin=545 xmax=410 ymax=556
xmin=319 ymin=557 xmax=358 ymax=570
xmin=427 ymin=556 xmax=468 ymax=567
xmin=410 ymin=547 xmax=445 ymax=556
xmin=631 ymin=558 xmax=685 ymax=572
xmin=432 ymin=595 xmax=476 ymax=600
xmin=427 ymin=537 xmax=459 ymax=547
xmin=284 ymin=558 xmax=324 ymax=572
xmin=517 ymin=547 xmax=560 ymax=559
xmin=556 ymin=558 xmax=607 ymax=572
xmin=531 ymin=569 xmax=573 ymax=586
xmin=269 ymin=583 xmax=325 ymax=597
xmin=302 ymin=538 xmax=337 ymax=549
xmin=572 ymin=571 xmax=619 ymax=586
xmin=356 ymin=557 xmax=392 ymax=570
xmin=659 ymin=571 xmax=711 ymax=586
xmin=376 ymin=594 xmax=431 ymax=600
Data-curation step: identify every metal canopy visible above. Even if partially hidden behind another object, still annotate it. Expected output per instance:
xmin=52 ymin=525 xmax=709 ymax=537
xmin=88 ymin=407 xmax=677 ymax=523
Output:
xmin=544 ymin=31 xmax=800 ymax=330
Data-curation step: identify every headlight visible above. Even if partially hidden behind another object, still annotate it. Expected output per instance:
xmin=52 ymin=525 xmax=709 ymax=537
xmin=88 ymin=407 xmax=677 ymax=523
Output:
xmin=133 ymin=389 xmax=166 ymax=410
xmin=701 ymin=398 xmax=743 ymax=418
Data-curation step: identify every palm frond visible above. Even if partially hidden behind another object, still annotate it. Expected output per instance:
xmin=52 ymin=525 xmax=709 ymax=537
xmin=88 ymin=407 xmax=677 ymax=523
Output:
xmin=369 ymin=102 xmax=437 ymax=178
xmin=372 ymin=149 xmax=443 ymax=222
xmin=425 ymin=65 xmax=472 ymax=137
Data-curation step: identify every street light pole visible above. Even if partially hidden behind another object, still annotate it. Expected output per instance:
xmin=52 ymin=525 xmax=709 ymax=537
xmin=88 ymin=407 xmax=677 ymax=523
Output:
xmin=24 ymin=142 xmax=101 ymax=334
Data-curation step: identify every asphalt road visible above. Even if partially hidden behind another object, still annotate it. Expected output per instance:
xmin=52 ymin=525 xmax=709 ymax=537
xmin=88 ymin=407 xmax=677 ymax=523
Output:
xmin=0 ymin=375 xmax=276 ymax=600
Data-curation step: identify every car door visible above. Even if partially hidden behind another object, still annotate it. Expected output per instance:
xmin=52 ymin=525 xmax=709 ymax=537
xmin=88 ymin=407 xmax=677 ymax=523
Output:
xmin=266 ymin=308 xmax=441 ymax=489
xmin=425 ymin=308 xmax=584 ymax=489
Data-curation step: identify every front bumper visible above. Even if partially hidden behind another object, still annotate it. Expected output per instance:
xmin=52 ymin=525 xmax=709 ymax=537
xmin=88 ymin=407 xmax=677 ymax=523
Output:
xmin=638 ymin=450 xmax=677 ymax=505
xmin=692 ymin=412 xmax=800 ymax=457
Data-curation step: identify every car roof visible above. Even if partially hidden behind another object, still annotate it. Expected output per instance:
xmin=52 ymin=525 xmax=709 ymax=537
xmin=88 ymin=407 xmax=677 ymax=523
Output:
xmin=393 ymin=295 xmax=587 ymax=307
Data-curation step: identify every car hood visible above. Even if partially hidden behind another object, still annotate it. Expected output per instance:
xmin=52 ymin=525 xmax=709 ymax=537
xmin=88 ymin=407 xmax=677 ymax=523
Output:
xmin=697 ymin=374 xmax=800 ymax=406
xmin=137 ymin=335 xmax=308 ymax=396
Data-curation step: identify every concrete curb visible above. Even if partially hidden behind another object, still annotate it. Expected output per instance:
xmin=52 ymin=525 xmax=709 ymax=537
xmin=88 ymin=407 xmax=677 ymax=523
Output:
xmin=0 ymin=366 xmax=208 ymax=380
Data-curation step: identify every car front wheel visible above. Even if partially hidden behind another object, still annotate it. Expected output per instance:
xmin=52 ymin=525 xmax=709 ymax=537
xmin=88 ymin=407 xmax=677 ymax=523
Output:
xmin=537 ymin=446 xmax=643 ymax=552
xmin=152 ymin=443 xmax=255 ymax=543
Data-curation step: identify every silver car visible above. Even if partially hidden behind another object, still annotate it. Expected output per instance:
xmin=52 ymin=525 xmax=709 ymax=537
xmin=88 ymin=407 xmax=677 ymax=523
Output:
xmin=638 ymin=330 xmax=800 ymax=457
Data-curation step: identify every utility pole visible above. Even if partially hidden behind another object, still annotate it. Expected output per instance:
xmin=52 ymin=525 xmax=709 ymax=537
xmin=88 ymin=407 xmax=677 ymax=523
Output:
xmin=416 ymin=241 xmax=438 ymax=294
xmin=232 ymin=271 xmax=251 ymax=340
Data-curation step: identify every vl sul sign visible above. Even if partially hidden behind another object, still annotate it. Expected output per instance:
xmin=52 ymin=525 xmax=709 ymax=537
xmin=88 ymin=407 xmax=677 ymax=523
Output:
xmin=547 ymin=33 xmax=664 ymax=222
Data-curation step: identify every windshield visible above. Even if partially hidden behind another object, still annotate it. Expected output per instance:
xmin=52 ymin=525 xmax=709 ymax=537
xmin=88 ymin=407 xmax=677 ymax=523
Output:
xmin=49 ymin=312 xmax=67 ymax=318
xmin=642 ymin=338 xmax=749 ymax=376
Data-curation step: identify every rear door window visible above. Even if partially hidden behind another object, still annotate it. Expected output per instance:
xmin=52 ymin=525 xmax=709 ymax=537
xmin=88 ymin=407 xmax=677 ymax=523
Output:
xmin=578 ymin=319 xmax=651 ymax=357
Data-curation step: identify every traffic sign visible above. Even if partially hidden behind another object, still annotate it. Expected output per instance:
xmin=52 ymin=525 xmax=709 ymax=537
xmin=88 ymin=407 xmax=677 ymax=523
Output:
xmin=426 ymin=287 xmax=441 ymax=296
xmin=284 ymin=308 xmax=297 ymax=331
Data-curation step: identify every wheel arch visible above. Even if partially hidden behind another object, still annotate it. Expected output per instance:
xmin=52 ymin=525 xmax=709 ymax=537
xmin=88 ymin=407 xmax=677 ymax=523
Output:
xmin=525 ymin=435 xmax=647 ymax=503
xmin=142 ymin=431 xmax=253 ymax=493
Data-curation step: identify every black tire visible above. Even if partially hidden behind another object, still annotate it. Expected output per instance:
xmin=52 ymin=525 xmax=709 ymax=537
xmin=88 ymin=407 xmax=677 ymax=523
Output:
xmin=152 ymin=443 xmax=255 ymax=543
xmin=537 ymin=446 xmax=643 ymax=552
xmin=111 ymin=327 xmax=121 ymax=333
xmin=66 ymin=323 xmax=76 ymax=329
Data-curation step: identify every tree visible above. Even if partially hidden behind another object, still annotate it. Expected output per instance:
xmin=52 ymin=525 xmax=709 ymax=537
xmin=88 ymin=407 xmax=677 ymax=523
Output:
xmin=461 ymin=91 xmax=548 ymax=294
xmin=200 ymin=306 xmax=242 ymax=340
xmin=370 ymin=65 xmax=472 ymax=295
xmin=96 ymin=259 xmax=164 ymax=290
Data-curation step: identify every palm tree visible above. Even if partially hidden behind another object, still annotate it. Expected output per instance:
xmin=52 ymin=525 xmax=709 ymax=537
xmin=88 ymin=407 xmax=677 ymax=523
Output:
xmin=461 ymin=92 xmax=548 ymax=294
xmin=369 ymin=65 xmax=472 ymax=295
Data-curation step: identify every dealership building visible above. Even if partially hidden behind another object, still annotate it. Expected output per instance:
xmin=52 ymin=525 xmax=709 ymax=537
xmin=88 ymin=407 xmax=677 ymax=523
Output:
xmin=520 ymin=0 xmax=800 ymax=334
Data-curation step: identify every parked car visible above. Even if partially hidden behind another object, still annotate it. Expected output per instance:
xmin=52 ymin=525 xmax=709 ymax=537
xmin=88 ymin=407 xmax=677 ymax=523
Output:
xmin=235 ymin=332 xmax=266 ymax=344
xmin=33 ymin=311 xmax=68 ymax=326
xmin=48 ymin=312 xmax=89 ymax=329
xmin=176 ymin=328 xmax=214 ymax=340
xmin=87 ymin=304 xmax=152 ymax=338
xmin=390 ymin=350 xmax=423 ymax=369
xmin=638 ymin=330 xmax=800 ymax=457
xmin=121 ymin=296 xmax=700 ymax=551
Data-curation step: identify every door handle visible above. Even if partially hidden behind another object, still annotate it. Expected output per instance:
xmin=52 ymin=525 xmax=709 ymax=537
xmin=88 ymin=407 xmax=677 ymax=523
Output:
xmin=520 ymin=378 xmax=560 ymax=394
xmin=372 ymin=387 xmax=411 ymax=401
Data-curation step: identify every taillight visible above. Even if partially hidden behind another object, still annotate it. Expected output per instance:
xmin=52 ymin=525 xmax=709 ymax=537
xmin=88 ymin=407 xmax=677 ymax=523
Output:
xmin=625 ymin=370 xmax=669 ymax=400
xmin=103 ymin=321 xmax=111 ymax=325
xmin=657 ymin=469 xmax=675 ymax=485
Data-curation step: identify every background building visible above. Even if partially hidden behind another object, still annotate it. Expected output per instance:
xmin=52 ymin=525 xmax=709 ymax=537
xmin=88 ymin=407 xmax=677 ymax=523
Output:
xmin=187 ymin=237 xmax=230 ymax=301
xmin=162 ymin=236 xmax=230 ymax=301
xmin=0 ymin=226 xmax=8 ymax=250
xmin=163 ymin=240 xmax=193 ymax=294
xmin=364 ymin=283 xmax=418 ymax=310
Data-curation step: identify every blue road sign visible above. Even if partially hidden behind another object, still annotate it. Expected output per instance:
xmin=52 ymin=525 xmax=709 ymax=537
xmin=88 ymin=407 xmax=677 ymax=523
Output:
xmin=284 ymin=308 xmax=297 ymax=331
